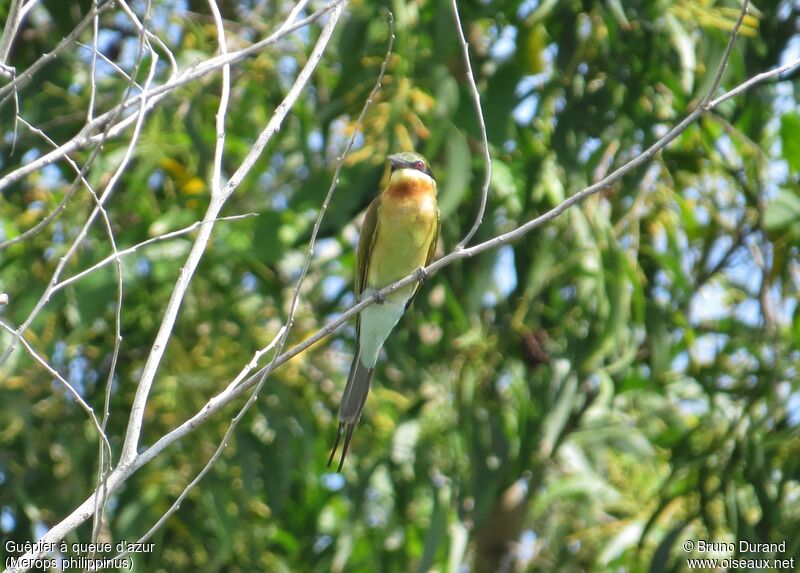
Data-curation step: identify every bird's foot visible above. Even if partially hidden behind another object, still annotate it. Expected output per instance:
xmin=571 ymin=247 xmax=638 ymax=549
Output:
xmin=373 ymin=290 xmax=385 ymax=305
xmin=416 ymin=266 xmax=429 ymax=282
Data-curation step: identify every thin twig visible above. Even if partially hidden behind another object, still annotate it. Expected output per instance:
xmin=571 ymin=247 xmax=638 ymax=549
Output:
xmin=209 ymin=0 xmax=231 ymax=203
xmin=0 ymin=0 xmax=29 ymax=150
xmin=0 ymin=182 xmax=82 ymax=252
xmin=87 ymin=0 xmax=100 ymax=122
xmin=19 ymin=0 xmax=40 ymax=20
xmin=0 ymin=0 xmax=348 ymax=192
xmin=0 ymin=0 xmax=25 ymax=65
xmin=276 ymin=0 xmax=312 ymax=35
xmin=113 ymin=325 xmax=287 ymax=558
xmin=77 ymin=42 xmax=137 ymax=83
xmin=450 ymin=0 xmax=491 ymax=250
xmin=117 ymin=0 xmax=179 ymax=78
xmin=5 ymin=118 xmax=116 ymax=262
xmin=0 ymin=0 xmax=114 ymax=102
xmin=54 ymin=214 xmax=256 ymax=291
xmin=246 ymin=7 xmax=394 ymax=389
xmin=709 ymin=56 xmax=800 ymax=108
xmin=0 ymin=116 xmax=120 ymax=252
xmin=0 ymin=319 xmax=112 ymax=458
xmin=0 ymin=116 xmax=109 ymax=253
xmin=88 ymin=2 xmax=159 ymax=555
xmin=699 ymin=0 xmax=749 ymax=109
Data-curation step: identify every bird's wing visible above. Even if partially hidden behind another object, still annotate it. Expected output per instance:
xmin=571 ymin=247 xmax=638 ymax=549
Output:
xmin=355 ymin=197 xmax=382 ymax=324
xmin=427 ymin=207 xmax=441 ymax=266
xmin=405 ymin=206 xmax=440 ymax=310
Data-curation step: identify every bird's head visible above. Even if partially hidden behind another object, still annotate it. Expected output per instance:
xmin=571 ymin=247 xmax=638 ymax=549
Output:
xmin=387 ymin=152 xmax=435 ymax=187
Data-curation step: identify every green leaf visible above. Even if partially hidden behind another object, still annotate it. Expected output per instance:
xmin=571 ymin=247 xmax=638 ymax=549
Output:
xmin=763 ymin=189 xmax=800 ymax=232
xmin=599 ymin=521 xmax=643 ymax=565
xmin=532 ymin=154 xmax=564 ymax=205
xmin=665 ymin=14 xmax=695 ymax=94
xmin=780 ymin=113 xmax=800 ymax=173
xmin=438 ymin=128 xmax=472 ymax=217
xmin=490 ymin=158 xmax=517 ymax=200
xmin=649 ymin=520 xmax=690 ymax=573
xmin=416 ymin=483 xmax=451 ymax=573
xmin=542 ymin=360 xmax=577 ymax=456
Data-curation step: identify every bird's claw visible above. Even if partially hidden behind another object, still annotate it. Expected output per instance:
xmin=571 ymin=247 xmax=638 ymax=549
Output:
xmin=373 ymin=290 xmax=385 ymax=305
xmin=416 ymin=267 xmax=428 ymax=282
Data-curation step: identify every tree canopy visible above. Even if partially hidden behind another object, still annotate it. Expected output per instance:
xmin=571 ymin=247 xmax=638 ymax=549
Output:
xmin=1 ymin=0 xmax=799 ymax=571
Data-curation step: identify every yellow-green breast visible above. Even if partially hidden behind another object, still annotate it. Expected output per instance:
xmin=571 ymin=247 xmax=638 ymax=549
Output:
xmin=367 ymin=180 xmax=437 ymax=298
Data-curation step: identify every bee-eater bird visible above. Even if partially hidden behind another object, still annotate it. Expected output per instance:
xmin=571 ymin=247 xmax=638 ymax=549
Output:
xmin=328 ymin=152 xmax=440 ymax=472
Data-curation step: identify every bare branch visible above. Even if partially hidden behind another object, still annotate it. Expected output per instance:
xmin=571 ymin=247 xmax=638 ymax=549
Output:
xmin=0 ymin=0 xmax=26 ymax=65
xmin=0 ymin=116 xmax=107 ymax=254
xmin=87 ymin=0 xmax=100 ymax=122
xmin=208 ymin=0 xmax=231 ymax=202
xmin=4 ymin=117 xmax=125 ymax=509
xmin=0 ymin=319 xmax=112 ymax=459
xmin=0 ymin=117 xmax=98 ymax=254
xmin=4 ymin=3 xmax=350 ymax=567
xmin=709 ymin=56 xmax=800 ymax=108
xmin=18 ymin=0 xmax=40 ymax=20
xmin=0 ymin=0 xmax=37 ymax=147
xmin=0 ymin=1 xmax=114 ymax=102
xmin=118 ymin=0 xmax=348 ymax=464
xmin=275 ymin=0 xmax=312 ymax=35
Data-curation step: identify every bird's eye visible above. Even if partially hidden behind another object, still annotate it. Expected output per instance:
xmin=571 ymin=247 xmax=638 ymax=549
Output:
xmin=414 ymin=161 xmax=425 ymax=170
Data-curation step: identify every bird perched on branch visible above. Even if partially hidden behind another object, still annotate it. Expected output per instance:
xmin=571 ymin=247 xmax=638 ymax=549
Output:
xmin=328 ymin=152 xmax=440 ymax=472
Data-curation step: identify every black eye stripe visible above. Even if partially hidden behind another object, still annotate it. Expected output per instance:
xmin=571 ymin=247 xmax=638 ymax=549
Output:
xmin=388 ymin=157 xmax=435 ymax=181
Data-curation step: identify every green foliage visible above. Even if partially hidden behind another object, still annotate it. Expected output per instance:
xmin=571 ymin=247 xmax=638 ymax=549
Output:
xmin=1 ymin=0 xmax=799 ymax=572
